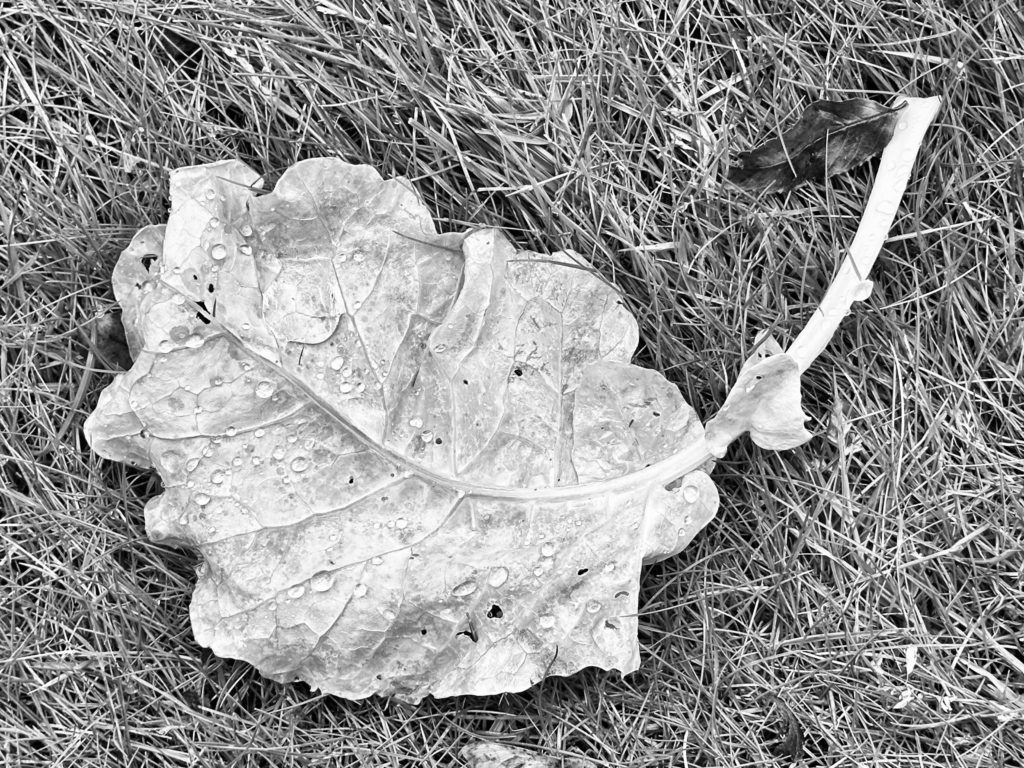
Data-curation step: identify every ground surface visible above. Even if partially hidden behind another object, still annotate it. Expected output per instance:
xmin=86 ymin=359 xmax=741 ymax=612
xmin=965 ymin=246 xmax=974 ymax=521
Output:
xmin=2 ymin=1 xmax=1022 ymax=766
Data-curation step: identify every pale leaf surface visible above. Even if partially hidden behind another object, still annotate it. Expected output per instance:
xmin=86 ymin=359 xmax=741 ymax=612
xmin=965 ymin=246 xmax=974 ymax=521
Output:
xmin=85 ymin=159 xmax=720 ymax=701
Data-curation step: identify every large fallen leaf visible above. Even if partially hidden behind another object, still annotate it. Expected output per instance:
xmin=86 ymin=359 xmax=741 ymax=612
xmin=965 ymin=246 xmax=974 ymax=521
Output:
xmin=728 ymin=98 xmax=903 ymax=193
xmin=84 ymin=159 xmax=721 ymax=702
xmin=85 ymin=96 xmax=941 ymax=702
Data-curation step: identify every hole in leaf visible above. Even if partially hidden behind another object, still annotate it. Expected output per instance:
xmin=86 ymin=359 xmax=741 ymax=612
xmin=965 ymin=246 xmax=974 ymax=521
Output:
xmin=462 ymin=379 xmax=469 ymax=385
xmin=434 ymin=437 xmax=443 ymax=445
xmin=347 ymin=477 xmax=354 ymax=484
xmin=207 ymin=283 xmax=215 ymax=293
xmin=140 ymin=254 xmax=158 ymax=271
xmin=420 ymin=628 xmax=427 ymax=635
xmin=195 ymin=300 xmax=212 ymax=324
xmin=486 ymin=604 xmax=503 ymax=619
xmin=614 ymin=590 xmax=628 ymax=598
xmin=513 ymin=367 xmax=523 ymax=377
xmin=457 ymin=627 xmax=479 ymax=643
xmin=577 ymin=568 xmax=589 ymax=576
xmin=604 ymin=620 xmax=618 ymax=631
xmin=652 ymin=411 xmax=660 ymax=417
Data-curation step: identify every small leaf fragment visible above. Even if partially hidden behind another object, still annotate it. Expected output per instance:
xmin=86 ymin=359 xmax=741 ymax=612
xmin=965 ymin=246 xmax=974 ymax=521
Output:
xmin=704 ymin=353 xmax=811 ymax=457
xmin=728 ymin=98 xmax=903 ymax=193
xmin=460 ymin=742 xmax=595 ymax=768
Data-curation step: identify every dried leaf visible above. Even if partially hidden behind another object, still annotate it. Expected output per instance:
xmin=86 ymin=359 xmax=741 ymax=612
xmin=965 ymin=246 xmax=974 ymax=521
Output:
xmin=728 ymin=98 xmax=903 ymax=193
xmin=84 ymin=159 xmax=723 ymax=702
xmin=90 ymin=310 xmax=133 ymax=371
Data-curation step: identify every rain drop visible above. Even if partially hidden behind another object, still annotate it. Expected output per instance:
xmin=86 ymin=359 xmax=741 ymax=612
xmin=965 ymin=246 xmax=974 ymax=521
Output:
xmin=487 ymin=567 xmax=509 ymax=587
xmin=540 ymin=541 xmax=557 ymax=557
xmin=452 ymin=580 xmax=477 ymax=597
xmin=205 ymin=188 xmax=216 ymax=200
xmin=254 ymin=428 xmax=265 ymax=438
xmin=682 ymin=484 xmax=700 ymax=503
xmin=310 ymin=571 xmax=334 ymax=592
xmin=339 ymin=382 xmax=353 ymax=394
xmin=271 ymin=447 xmax=286 ymax=461
xmin=539 ymin=614 xmax=556 ymax=629
xmin=210 ymin=470 xmax=226 ymax=485
xmin=239 ymin=244 xmax=253 ymax=256
xmin=353 ymin=583 xmax=368 ymax=598
xmin=586 ymin=600 xmax=602 ymax=613
xmin=184 ymin=334 xmax=203 ymax=349
xmin=290 ymin=456 xmax=310 ymax=473
xmin=409 ymin=417 xmax=423 ymax=429
xmin=162 ymin=451 xmax=185 ymax=473
xmin=194 ymin=492 xmax=211 ymax=506
xmin=394 ymin=517 xmax=408 ymax=529
xmin=420 ymin=430 xmax=433 ymax=442
xmin=210 ymin=244 xmax=228 ymax=260
xmin=239 ymin=224 xmax=253 ymax=237
xmin=158 ymin=339 xmax=172 ymax=353
xmin=371 ymin=556 xmax=384 ymax=566
xmin=225 ymin=426 xmax=237 ymax=437
xmin=288 ymin=585 xmax=305 ymax=599
xmin=255 ymin=380 xmax=275 ymax=398
xmin=852 ymin=280 xmax=874 ymax=302
xmin=330 ymin=356 xmax=345 ymax=371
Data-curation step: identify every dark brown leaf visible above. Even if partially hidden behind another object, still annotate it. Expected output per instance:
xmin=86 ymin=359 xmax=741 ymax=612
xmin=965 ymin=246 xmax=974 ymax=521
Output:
xmin=90 ymin=310 xmax=133 ymax=371
xmin=728 ymin=98 xmax=904 ymax=193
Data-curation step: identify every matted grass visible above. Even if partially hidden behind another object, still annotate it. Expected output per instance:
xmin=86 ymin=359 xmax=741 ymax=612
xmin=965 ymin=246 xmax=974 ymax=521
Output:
xmin=2 ymin=1 xmax=1022 ymax=765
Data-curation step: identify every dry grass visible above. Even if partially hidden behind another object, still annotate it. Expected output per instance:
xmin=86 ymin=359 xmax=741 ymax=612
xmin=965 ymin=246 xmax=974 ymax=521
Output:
xmin=2 ymin=0 xmax=1023 ymax=765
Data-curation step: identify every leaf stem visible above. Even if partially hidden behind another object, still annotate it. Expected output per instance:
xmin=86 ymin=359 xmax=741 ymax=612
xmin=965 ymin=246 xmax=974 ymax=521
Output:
xmin=786 ymin=97 xmax=942 ymax=371
xmin=514 ymin=96 xmax=942 ymax=499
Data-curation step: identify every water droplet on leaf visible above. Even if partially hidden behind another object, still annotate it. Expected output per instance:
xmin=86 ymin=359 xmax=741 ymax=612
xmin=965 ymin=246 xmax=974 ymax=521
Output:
xmin=310 ymin=572 xmax=334 ymax=592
